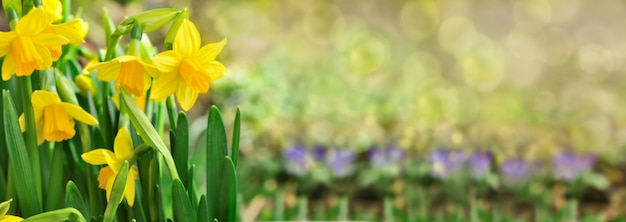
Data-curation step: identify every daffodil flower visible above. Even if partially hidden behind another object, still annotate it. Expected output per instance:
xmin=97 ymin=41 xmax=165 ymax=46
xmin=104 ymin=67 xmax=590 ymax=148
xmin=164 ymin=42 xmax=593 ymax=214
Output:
xmin=19 ymin=90 xmax=98 ymax=145
xmin=43 ymin=0 xmax=63 ymax=22
xmin=0 ymin=7 xmax=70 ymax=80
xmin=81 ymin=128 xmax=139 ymax=206
xmin=87 ymin=55 xmax=157 ymax=96
xmin=0 ymin=199 xmax=22 ymax=222
xmin=152 ymin=19 xmax=227 ymax=111
xmin=44 ymin=18 xmax=88 ymax=60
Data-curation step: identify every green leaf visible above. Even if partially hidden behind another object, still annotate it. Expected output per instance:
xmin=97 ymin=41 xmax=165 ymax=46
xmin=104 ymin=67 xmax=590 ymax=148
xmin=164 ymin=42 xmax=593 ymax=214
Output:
xmin=23 ymin=207 xmax=87 ymax=222
xmin=64 ymin=181 xmax=91 ymax=220
xmin=101 ymin=8 xmax=116 ymax=43
xmin=45 ymin=144 xmax=66 ymax=211
xmin=206 ymin=106 xmax=228 ymax=221
xmin=218 ymin=156 xmax=237 ymax=222
xmin=231 ymin=108 xmax=241 ymax=168
xmin=103 ymin=161 xmax=129 ymax=222
xmin=174 ymin=112 xmax=189 ymax=186
xmin=120 ymin=89 xmax=179 ymax=180
xmin=163 ymin=8 xmax=188 ymax=50
xmin=3 ymin=90 xmax=41 ymax=217
xmin=0 ymin=198 xmax=12 ymax=218
xmin=172 ymin=179 xmax=196 ymax=222
xmin=115 ymin=8 xmax=180 ymax=35
xmin=187 ymin=165 xmax=198 ymax=207
xmin=197 ymin=195 xmax=209 ymax=222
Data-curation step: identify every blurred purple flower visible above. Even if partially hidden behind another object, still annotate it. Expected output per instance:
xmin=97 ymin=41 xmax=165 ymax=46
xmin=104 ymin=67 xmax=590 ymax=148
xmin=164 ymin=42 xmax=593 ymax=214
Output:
xmin=501 ymin=158 xmax=534 ymax=185
xmin=552 ymin=152 xmax=597 ymax=181
xmin=283 ymin=146 xmax=311 ymax=176
xmin=326 ymin=149 xmax=357 ymax=178
xmin=368 ymin=146 xmax=406 ymax=168
xmin=470 ymin=151 xmax=492 ymax=179
xmin=313 ymin=145 xmax=327 ymax=162
xmin=429 ymin=149 xmax=469 ymax=179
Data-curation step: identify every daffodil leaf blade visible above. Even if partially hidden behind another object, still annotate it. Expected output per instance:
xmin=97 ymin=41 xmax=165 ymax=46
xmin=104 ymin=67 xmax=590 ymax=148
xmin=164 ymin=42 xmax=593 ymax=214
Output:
xmin=45 ymin=144 xmax=66 ymax=211
xmin=23 ymin=207 xmax=87 ymax=222
xmin=218 ymin=156 xmax=237 ymax=222
xmin=231 ymin=107 xmax=241 ymax=168
xmin=103 ymin=161 xmax=129 ymax=222
xmin=2 ymin=90 xmax=41 ymax=217
xmin=174 ymin=112 xmax=189 ymax=186
xmin=206 ymin=106 xmax=227 ymax=220
xmin=172 ymin=179 xmax=196 ymax=222
xmin=187 ymin=165 xmax=198 ymax=207
xmin=64 ymin=181 xmax=91 ymax=220
xmin=197 ymin=195 xmax=209 ymax=222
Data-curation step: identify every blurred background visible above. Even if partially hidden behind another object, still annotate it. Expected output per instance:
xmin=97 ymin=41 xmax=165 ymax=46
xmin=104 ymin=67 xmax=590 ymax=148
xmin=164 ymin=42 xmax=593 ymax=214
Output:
xmin=74 ymin=0 xmax=626 ymax=220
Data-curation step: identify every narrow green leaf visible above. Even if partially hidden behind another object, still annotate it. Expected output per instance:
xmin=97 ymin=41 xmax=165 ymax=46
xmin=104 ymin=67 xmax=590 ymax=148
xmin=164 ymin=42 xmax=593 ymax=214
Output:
xmin=23 ymin=207 xmax=87 ymax=222
xmin=0 ymin=163 xmax=6 ymax=201
xmin=3 ymin=90 xmax=41 ymax=217
xmin=197 ymin=195 xmax=209 ymax=222
xmin=115 ymin=8 xmax=180 ymax=35
xmin=172 ymin=179 xmax=196 ymax=222
xmin=174 ymin=112 xmax=189 ymax=186
xmin=163 ymin=8 xmax=188 ymax=50
xmin=18 ymin=76 xmax=42 ymax=211
xmin=120 ymin=89 xmax=179 ymax=180
xmin=218 ymin=156 xmax=237 ymax=222
xmin=45 ymin=143 xmax=66 ymax=211
xmin=187 ymin=165 xmax=198 ymax=207
xmin=147 ymin=154 xmax=160 ymax=221
xmin=206 ymin=106 xmax=228 ymax=221
xmin=101 ymin=8 xmax=116 ymax=44
xmin=64 ymin=181 xmax=90 ymax=220
xmin=0 ymin=199 xmax=12 ymax=218
xmin=103 ymin=161 xmax=130 ymax=222
xmin=231 ymin=108 xmax=240 ymax=168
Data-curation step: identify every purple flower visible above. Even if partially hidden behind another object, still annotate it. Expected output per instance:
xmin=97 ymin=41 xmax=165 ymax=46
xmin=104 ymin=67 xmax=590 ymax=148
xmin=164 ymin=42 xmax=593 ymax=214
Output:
xmin=501 ymin=158 xmax=534 ymax=185
xmin=313 ymin=145 xmax=327 ymax=162
xmin=326 ymin=149 xmax=356 ymax=178
xmin=283 ymin=146 xmax=311 ymax=176
xmin=470 ymin=151 xmax=492 ymax=179
xmin=368 ymin=146 xmax=406 ymax=168
xmin=428 ymin=150 xmax=469 ymax=179
xmin=552 ymin=152 xmax=597 ymax=181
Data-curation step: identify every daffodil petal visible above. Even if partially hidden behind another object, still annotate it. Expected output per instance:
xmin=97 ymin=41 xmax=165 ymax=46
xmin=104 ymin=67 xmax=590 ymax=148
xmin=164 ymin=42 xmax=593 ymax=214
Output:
xmin=18 ymin=114 xmax=25 ymax=132
xmin=152 ymin=50 xmax=180 ymax=73
xmin=206 ymin=61 xmax=226 ymax=81
xmin=173 ymin=19 xmax=200 ymax=57
xmin=97 ymin=166 xmax=114 ymax=190
xmin=0 ymin=32 xmax=16 ymax=56
xmin=194 ymin=38 xmax=227 ymax=64
xmin=105 ymin=169 xmax=115 ymax=201
xmin=16 ymin=7 xmax=49 ymax=35
xmin=34 ymin=45 xmax=53 ymax=71
xmin=2 ymin=54 xmax=15 ymax=81
xmin=1 ymin=215 xmax=24 ymax=222
xmin=59 ymin=103 xmax=98 ymax=125
xmin=82 ymin=149 xmax=116 ymax=165
xmin=115 ymin=55 xmax=138 ymax=63
xmin=176 ymin=83 xmax=199 ymax=111
xmin=124 ymin=166 xmax=137 ymax=206
xmin=36 ymin=120 xmax=45 ymax=145
xmin=91 ymin=61 xmax=121 ymax=82
xmin=31 ymin=90 xmax=61 ymax=111
xmin=114 ymin=127 xmax=134 ymax=159
xmin=51 ymin=19 xmax=85 ymax=44
xmin=32 ymin=33 xmax=69 ymax=47
xmin=151 ymin=73 xmax=179 ymax=100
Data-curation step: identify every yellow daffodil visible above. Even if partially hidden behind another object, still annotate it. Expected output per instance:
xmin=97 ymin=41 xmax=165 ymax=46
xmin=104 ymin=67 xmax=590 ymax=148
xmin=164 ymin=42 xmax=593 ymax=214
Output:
xmin=44 ymin=18 xmax=88 ymax=60
xmin=0 ymin=199 xmax=22 ymax=222
xmin=152 ymin=19 xmax=227 ymax=111
xmin=43 ymin=0 xmax=63 ymax=22
xmin=87 ymin=55 xmax=156 ymax=96
xmin=81 ymin=128 xmax=139 ymax=206
xmin=19 ymin=90 xmax=98 ymax=145
xmin=75 ymin=74 xmax=95 ymax=97
xmin=0 ymin=7 xmax=70 ymax=80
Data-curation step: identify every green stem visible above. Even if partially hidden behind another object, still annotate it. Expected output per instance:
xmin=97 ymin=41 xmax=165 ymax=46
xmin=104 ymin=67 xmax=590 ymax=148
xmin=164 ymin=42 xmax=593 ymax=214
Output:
xmin=297 ymin=195 xmax=307 ymax=221
xmin=337 ymin=195 xmax=349 ymax=220
xmin=384 ymin=196 xmax=394 ymax=222
xmin=166 ymin=96 xmax=177 ymax=129
xmin=19 ymin=75 xmax=42 ymax=210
